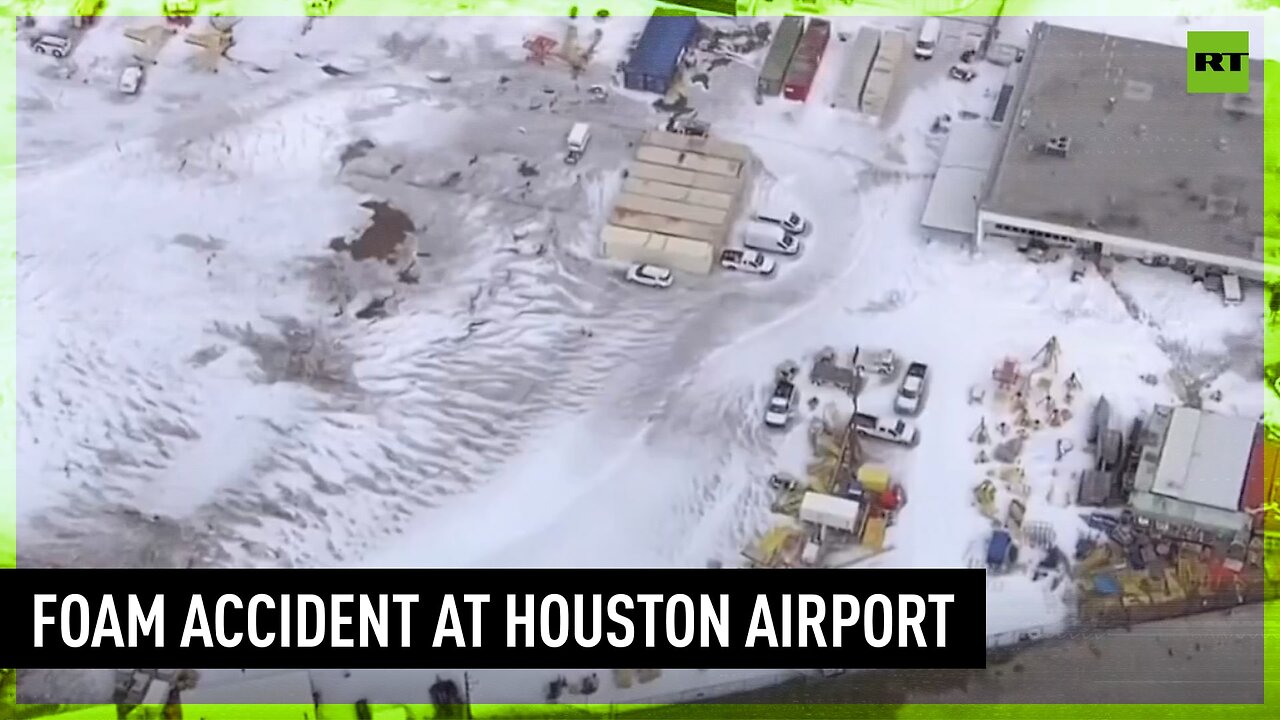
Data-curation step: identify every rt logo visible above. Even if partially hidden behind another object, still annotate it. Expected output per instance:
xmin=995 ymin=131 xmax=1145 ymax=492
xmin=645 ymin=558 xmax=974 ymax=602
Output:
xmin=1187 ymin=31 xmax=1250 ymax=93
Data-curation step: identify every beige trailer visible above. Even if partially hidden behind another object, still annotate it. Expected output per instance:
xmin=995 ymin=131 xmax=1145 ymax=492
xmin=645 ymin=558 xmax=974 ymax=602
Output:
xmin=614 ymin=193 xmax=730 ymax=228
xmin=635 ymin=145 xmax=744 ymax=179
xmin=861 ymin=29 xmax=906 ymax=121
xmin=628 ymin=161 xmax=743 ymax=194
xmin=601 ymin=225 xmax=715 ymax=275
xmin=640 ymin=130 xmax=754 ymax=164
xmin=609 ymin=209 xmax=723 ymax=244
xmin=623 ymin=178 xmax=736 ymax=210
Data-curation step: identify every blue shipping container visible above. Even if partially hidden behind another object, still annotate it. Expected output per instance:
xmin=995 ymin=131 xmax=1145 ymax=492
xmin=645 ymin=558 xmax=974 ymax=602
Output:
xmin=623 ymin=14 xmax=701 ymax=95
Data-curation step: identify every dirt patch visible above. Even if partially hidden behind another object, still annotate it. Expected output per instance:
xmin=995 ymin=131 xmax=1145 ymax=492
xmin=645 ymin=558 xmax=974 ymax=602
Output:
xmin=330 ymin=200 xmax=415 ymax=262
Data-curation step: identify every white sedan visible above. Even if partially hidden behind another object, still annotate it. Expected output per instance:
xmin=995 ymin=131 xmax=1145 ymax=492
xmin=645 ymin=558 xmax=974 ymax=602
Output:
xmin=625 ymin=263 xmax=673 ymax=289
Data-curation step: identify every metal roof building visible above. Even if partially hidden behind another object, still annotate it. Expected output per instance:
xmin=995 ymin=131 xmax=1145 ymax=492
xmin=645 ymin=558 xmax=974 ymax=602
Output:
xmin=1129 ymin=406 xmax=1258 ymax=540
xmin=921 ymin=121 xmax=1004 ymax=237
xmin=978 ymin=23 xmax=1268 ymax=278
xmin=605 ymin=131 xmax=754 ymax=275
xmin=623 ymin=14 xmax=701 ymax=95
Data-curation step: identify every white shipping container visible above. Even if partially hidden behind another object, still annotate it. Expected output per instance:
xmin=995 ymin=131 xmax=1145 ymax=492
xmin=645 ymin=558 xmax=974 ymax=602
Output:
xmin=862 ymin=30 xmax=906 ymax=120
xmin=614 ymin=193 xmax=729 ymax=227
xmin=640 ymin=130 xmax=754 ymax=163
xmin=832 ymin=26 xmax=881 ymax=112
xmin=609 ymin=209 xmax=723 ymax=244
xmin=798 ymin=492 xmax=862 ymax=532
xmin=623 ymin=178 xmax=735 ymax=210
xmin=629 ymin=161 xmax=743 ymax=194
xmin=636 ymin=145 xmax=743 ymax=179
xmin=601 ymin=225 xmax=714 ymax=275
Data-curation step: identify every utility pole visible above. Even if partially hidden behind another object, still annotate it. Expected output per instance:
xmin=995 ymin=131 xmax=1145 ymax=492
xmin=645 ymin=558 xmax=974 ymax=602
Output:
xmin=463 ymin=672 xmax=473 ymax=720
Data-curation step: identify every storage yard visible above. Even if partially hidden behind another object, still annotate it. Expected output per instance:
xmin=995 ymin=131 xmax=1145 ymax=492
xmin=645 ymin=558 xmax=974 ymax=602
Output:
xmin=13 ymin=2 xmax=1275 ymax=714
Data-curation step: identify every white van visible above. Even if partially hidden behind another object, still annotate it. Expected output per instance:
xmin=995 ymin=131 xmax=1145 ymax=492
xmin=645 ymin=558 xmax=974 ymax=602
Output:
xmin=565 ymin=122 xmax=591 ymax=165
xmin=1222 ymin=273 xmax=1243 ymax=305
xmin=915 ymin=17 xmax=941 ymax=60
xmin=743 ymin=225 xmax=801 ymax=256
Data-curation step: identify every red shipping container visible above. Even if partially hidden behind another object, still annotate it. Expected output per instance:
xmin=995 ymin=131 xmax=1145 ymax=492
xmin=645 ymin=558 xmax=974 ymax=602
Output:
xmin=782 ymin=19 xmax=831 ymax=103
xmin=1242 ymin=427 xmax=1280 ymax=534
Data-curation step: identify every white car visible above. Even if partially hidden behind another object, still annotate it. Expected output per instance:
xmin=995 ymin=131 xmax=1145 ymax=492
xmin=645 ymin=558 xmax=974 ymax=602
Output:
xmin=719 ymin=248 xmax=776 ymax=275
xmin=31 ymin=35 xmax=71 ymax=58
xmin=426 ymin=70 xmax=453 ymax=83
xmin=764 ymin=378 xmax=797 ymax=428
xmin=625 ymin=263 xmax=673 ymax=289
xmin=894 ymin=362 xmax=929 ymax=415
xmin=754 ymin=211 xmax=809 ymax=236
xmin=118 ymin=65 xmax=144 ymax=95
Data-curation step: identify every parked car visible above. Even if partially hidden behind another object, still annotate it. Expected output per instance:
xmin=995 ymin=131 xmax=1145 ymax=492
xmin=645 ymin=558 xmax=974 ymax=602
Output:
xmin=852 ymin=411 xmax=919 ymax=446
xmin=719 ymin=248 xmax=776 ymax=275
xmin=31 ymin=35 xmax=71 ymax=58
xmin=666 ymin=115 xmax=709 ymax=137
xmin=769 ymin=473 xmax=800 ymax=492
xmin=754 ymin=210 xmax=809 ymax=236
xmin=1222 ymin=273 xmax=1243 ymax=305
xmin=948 ymin=65 xmax=977 ymax=82
xmin=117 ymin=65 xmax=144 ymax=95
xmin=765 ymin=377 xmax=798 ymax=428
xmin=624 ymin=263 xmax=673 ymax=289
xmin=743 ymin=225 xmax=801 ymax=256
xmin=894 ymin=362 xmax=929 ymax=415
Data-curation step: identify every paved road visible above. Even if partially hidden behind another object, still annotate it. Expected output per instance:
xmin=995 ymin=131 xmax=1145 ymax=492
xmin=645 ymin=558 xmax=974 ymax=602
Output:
xmin=689 ymin=604 xmax=1269 ymax=709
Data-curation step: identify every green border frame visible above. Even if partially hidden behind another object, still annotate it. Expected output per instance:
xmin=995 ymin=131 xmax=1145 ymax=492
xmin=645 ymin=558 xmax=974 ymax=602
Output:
xmin=1 ymin=0 xmax=1276 ymax=718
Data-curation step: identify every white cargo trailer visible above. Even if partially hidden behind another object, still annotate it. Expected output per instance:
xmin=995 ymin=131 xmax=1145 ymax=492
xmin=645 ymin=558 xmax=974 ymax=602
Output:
xmin=799 ymin=492 xmax=862 ymax=533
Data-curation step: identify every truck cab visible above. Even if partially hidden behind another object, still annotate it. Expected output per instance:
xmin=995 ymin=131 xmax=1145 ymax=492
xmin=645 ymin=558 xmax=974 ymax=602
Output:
xmin=914 ymin=17 xmax=941 ymax=60
xmin=565 ymin=122 xmax=591 ymax=165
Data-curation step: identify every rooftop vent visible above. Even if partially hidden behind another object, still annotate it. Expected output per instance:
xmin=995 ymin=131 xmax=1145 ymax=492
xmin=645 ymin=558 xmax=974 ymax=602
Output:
xmin=1044 ymin=136 xmax=1071 ymax=157
xmin=1205 ymin=195 xmax=1238 ymax=218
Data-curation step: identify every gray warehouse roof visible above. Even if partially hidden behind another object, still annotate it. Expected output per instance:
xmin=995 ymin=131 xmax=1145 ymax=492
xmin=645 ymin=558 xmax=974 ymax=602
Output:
xmin=984 ymin=23 xmax=1265 ymax=264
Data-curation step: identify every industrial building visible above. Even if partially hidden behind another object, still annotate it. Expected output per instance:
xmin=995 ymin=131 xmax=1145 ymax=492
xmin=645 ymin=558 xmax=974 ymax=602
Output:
xmin=604 ymin=131 xmax=754 ymax=275
xmin=976 ymin=23 xmax=1268 ymax=278
xmin=920 ymin=120 xmax=1005 ymax=240
xmin=622 ymin=13 xmax=701 ymax=95
xmin=1128 ymin=405 xmax=1262 ymax=541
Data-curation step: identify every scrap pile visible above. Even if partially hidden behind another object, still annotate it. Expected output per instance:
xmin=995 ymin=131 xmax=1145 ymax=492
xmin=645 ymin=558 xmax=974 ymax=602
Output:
xmin=745 ymin=411 xmax=905 ymax=568
xmin=1074 ymin=511 xmax=1272 ymax=627
xmin=966 ymin=338 xmax=1084 ymax=589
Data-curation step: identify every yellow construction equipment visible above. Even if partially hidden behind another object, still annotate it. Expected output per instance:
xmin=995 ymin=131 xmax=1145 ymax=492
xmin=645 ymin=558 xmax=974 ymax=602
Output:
xmin=857 ymin=464 xmax=891 ymax=494
xmin=862 ymin=517 xmax=887 ymax=550
xmin=973 ymin=479 xmax=998 ymax=518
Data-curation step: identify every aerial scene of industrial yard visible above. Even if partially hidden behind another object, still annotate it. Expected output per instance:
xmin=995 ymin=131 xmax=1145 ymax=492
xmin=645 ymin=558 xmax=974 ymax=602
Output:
xmin=7 ymin=0 xmax=1279 ymax=716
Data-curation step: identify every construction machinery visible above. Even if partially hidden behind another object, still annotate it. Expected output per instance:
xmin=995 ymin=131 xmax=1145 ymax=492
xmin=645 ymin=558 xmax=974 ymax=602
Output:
xmin=524 ymin=24 xmax=603 ymax=77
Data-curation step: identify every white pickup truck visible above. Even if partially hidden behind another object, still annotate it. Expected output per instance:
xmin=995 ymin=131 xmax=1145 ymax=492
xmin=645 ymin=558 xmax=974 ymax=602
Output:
xmin=720 ymin=248 xmax=776 ymax=275
xmin=852 ymin=411 xmax=919 ymax=447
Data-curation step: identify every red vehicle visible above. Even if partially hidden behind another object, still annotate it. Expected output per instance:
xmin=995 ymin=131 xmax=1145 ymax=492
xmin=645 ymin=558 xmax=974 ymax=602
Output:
xmin=782 ymin=18 xmax=831 ymax=102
